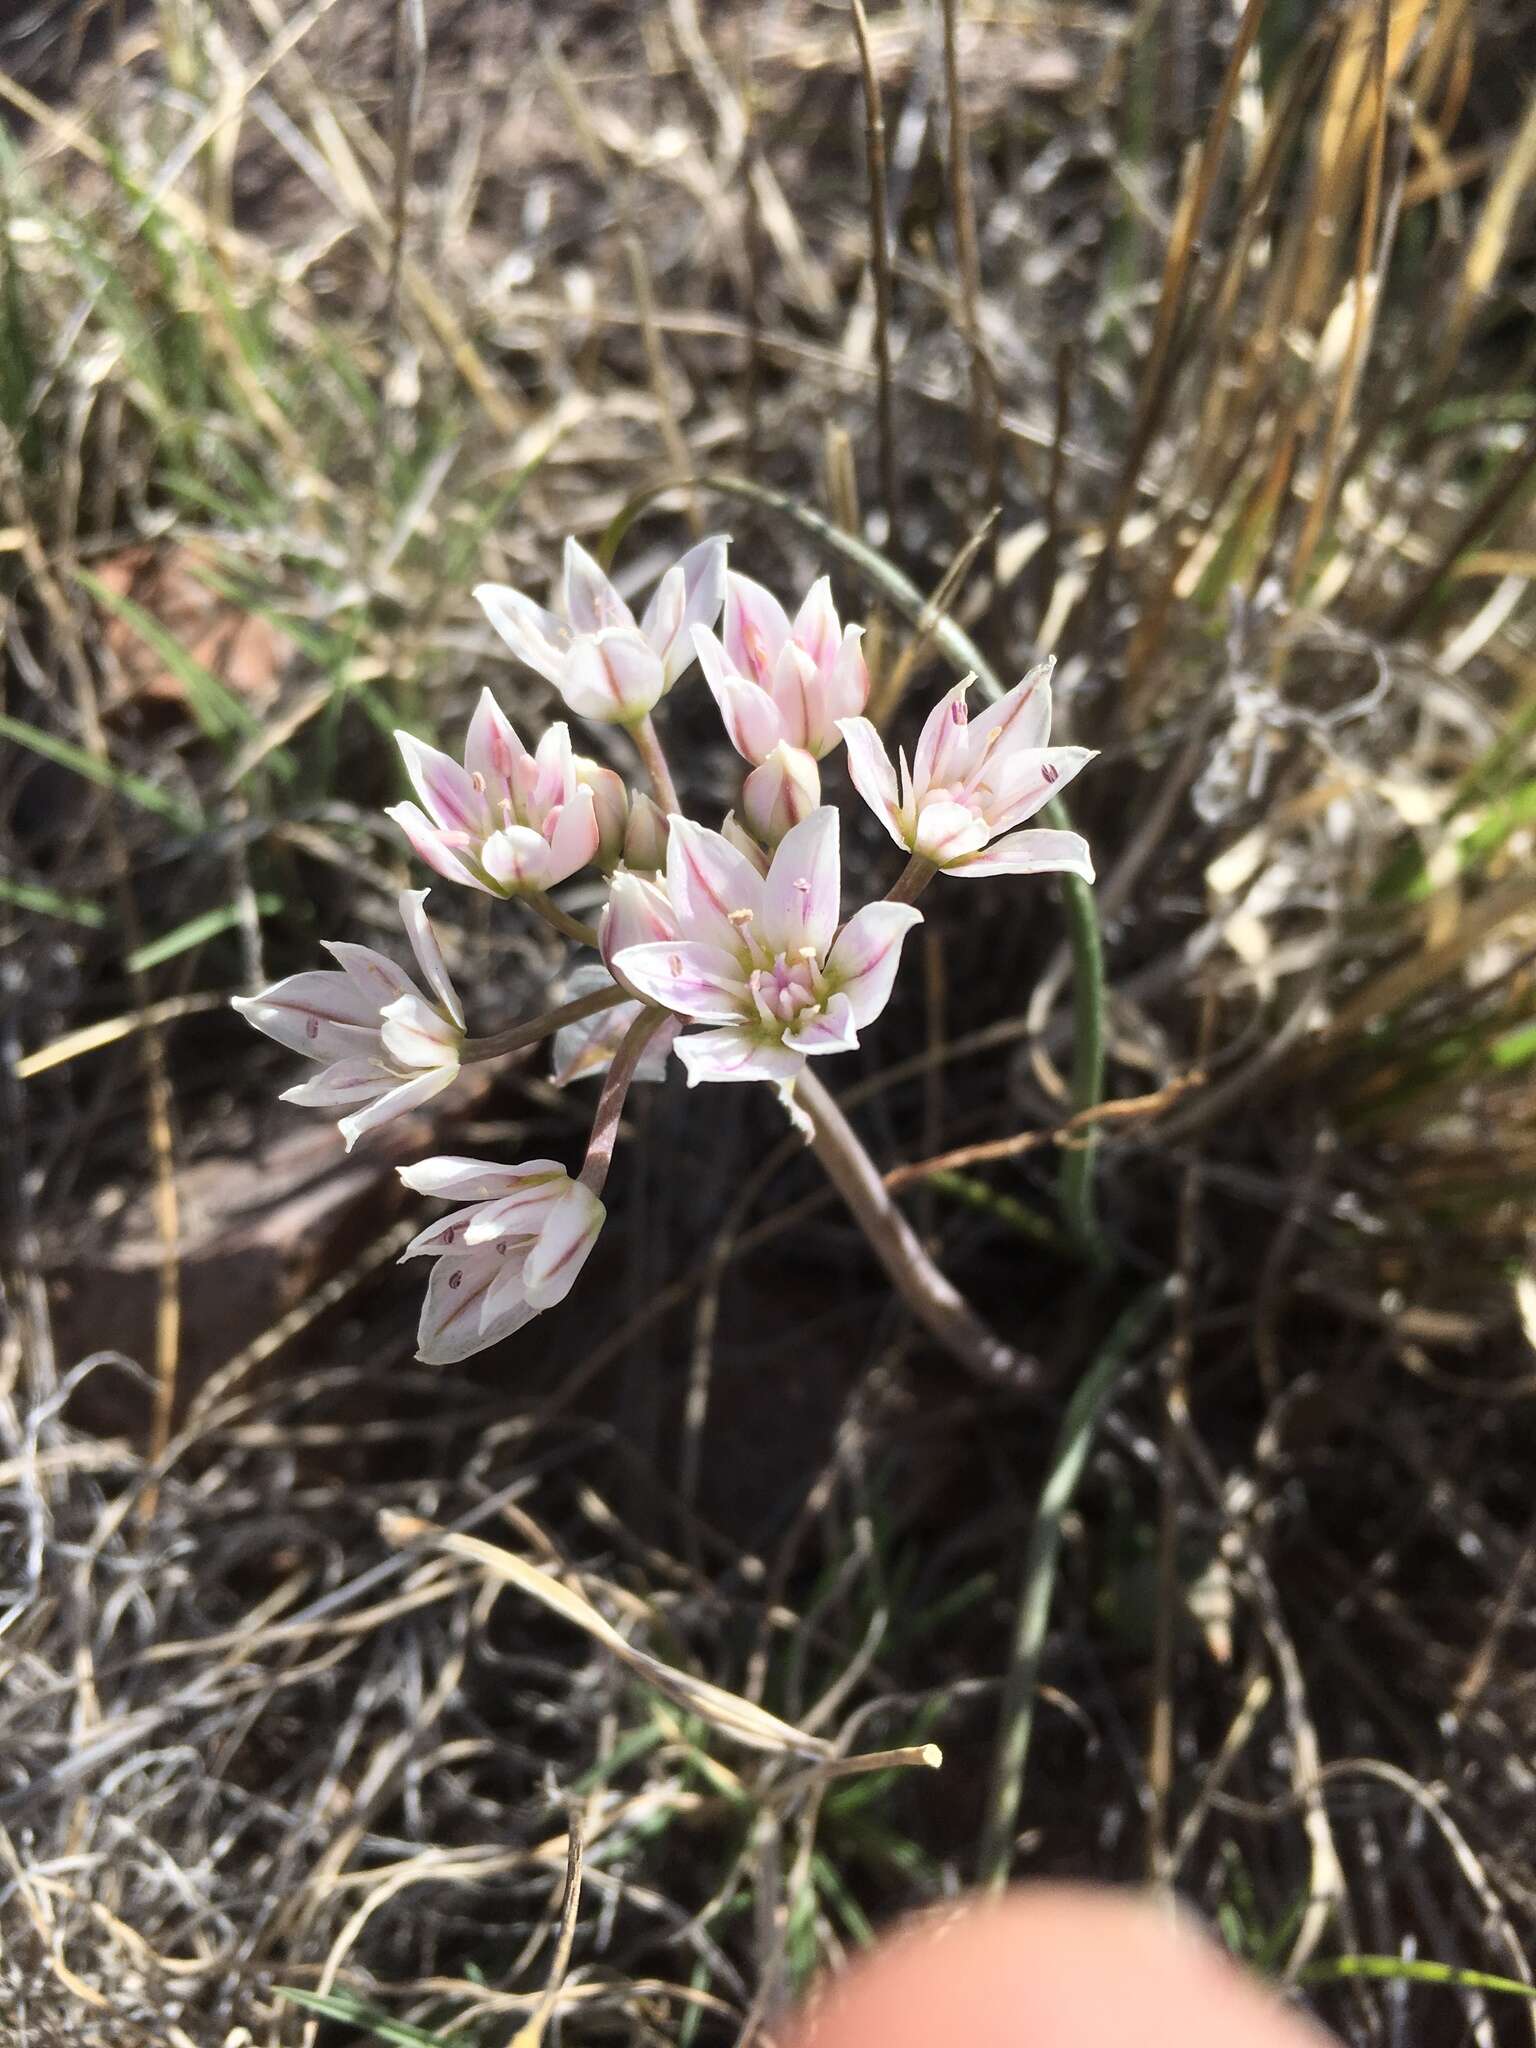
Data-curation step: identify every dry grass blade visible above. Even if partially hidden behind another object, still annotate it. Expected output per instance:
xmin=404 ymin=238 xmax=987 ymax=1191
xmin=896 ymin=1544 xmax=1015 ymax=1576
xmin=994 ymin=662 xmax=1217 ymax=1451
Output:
xmin=380 ymin=1513 xmax=839 ymax=1759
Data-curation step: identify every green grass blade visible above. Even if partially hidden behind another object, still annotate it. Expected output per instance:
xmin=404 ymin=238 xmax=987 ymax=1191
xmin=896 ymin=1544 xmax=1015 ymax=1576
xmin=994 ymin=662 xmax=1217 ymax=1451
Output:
xmin=277 ymin=1988 xmax=456 ymax=2046
xmin=978 ymin=1281 xmax=1173 ymax=1890
xmin=74 ymin=566 xmax=267 ymax=752
xmin=126 ymin=895 xmax=280 ymax=972
xmin=0 ymin=711 xmax=201 ymax=831
xmin=0 ymin=877 xmax=108 ymax=928
xmin=1301 ymin=1955 xmax=1536 ymax=2001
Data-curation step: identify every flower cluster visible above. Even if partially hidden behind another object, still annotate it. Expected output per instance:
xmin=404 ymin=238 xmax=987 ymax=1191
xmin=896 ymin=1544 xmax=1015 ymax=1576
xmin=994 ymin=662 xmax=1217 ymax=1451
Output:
xmin=235 ymin=535 xmax=1095 ymax=1363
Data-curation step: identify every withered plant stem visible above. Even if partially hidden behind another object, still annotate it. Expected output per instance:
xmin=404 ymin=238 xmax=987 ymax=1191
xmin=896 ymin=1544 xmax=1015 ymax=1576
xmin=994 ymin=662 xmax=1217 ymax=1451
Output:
xmin=850 ymin=0 xmax=898 ymax=546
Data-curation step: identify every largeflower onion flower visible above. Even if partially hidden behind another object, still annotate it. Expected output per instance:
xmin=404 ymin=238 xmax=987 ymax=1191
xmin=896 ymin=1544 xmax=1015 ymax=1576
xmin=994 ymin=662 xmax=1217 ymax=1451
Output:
xmin=692 ymin=572 xmax=868 ymax=764
xmin=397 ymin=1156 xmax=606 ymax=1364
xmin=387 ymin=690 xmax=600 ymax=896
xmin=476 ymin=535 xmax=727 ymax=724
xmin=838 ymin=662 xmax=1096 ymax=878
xmin=610 ymin=807 xmax=921 ymax=1088
xmin=232 ymin=889 xmax=463 ymax=1151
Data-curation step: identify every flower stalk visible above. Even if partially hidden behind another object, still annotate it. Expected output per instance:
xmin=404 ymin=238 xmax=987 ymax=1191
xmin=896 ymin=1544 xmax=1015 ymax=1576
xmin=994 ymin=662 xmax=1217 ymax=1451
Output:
xmin=795 ymin=1069 xmax=1043 ymax=1393
xmin=632 ymin=711 xmax=682 ymax=816
xmin=460 ymin=980 xmax=629 ymax=1064
xmin=580 ymin=1005 xmax=671 ymax=1194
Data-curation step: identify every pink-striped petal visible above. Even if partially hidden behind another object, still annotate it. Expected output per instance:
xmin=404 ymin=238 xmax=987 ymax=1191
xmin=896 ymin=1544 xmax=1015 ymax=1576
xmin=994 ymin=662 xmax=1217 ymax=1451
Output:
xmin=601 ymin=870 xmax=680 ymax=977
xmin=460 ymin=1177 xmax=583 ymax=1245
xmin=321 ymin=942 xmax=415 ymax=1011
xmin=720 ymin=813 xmax=771 ymax=874
xmin=913 ymin=797 xmax=990 ymax=865
xmin=416 ymin=1247 xmax=518 ymax=1364
xmin=474 ymin=584 xmax=571 ymax=686
xmin=481 ymin=823 xmax=555 ymax=894
xmin=608 ymin=939 xmax=749 ymax=1023
xmin=984 ymin=745 xmax=1096 ymax=832
xmin=385 ymin=801 xmax=488 ymax=891
xmin=836 ymin=717 xmax=906 ymax=846
xmin=464 ymin=688 xmax=528 ymax=795
xmin=544 ymin=785 xmax=601 ymax=886
xmin=824 ymin=627 xmax=870 ymax=727
xmin=646 ymin=534 xmax=728 ymax=679
xmin=911 ymin=679 xmax=972 ymax=796
xmin=232 ymin=971 xmax=381 ymax=1060
xmin=281 ymin=1058 xmax=393 ymax=1109
xmin=825 ymin=901 xmax=923 ymax=1026
xmin=398 ymin=889 xmax=464 ymax=1028
xmin=792 ymin=575 xmax=840 ymax=669
xmin=337 ymin=1064 xmax=456 ymax=1151
xmin=665 ymin=816 xmax=764 ymax=951
xmin=963 ymin=659 xmax=1054 ymax=766
xmin=379 ymin=992 xmax=460 ymax=1072
xmin=788 ymin=991 xmax=858 ymax=1056
xmin=760 ymin=805 xmax=840 ymax=959
xmin=724 ymin=571 xmax=791 ymax=686
xmin=673 ymin=1027 xmax=805 ymax=1088
xmin=523 ymin=1183 xmax=605 ymax=1308
xmin=950 ymin=826 xmax=1096 ymax=881
xmin=479 ymin=1250 xmax=539 ymax=1331
xmin=768 ymin=642 xmax=817 ymax=752
xmin=564 ymin=537 xmax=634 ymax=635
xmin=560 ymin=629 xmax=665 ymax=722
xmin=401 ymin=1203 xmax=488 ymax=1259
xmin=395 ymin=730 xmax=484 ymax=834
xmin=693 ymin=625 xmax=785 ymax=764
xmin=399 ymin=1156 xmax=568 ymax=1201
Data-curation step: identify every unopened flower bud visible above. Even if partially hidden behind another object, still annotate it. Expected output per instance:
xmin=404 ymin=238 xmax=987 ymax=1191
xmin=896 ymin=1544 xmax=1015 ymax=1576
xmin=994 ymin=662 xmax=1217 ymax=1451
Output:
xmin=742 ymin=741 xmax=820 ymax=849
xmin=622 ymin=790 xmax=669 ymax=873
xmin=576 ymin=756 xmax=631 ymax=869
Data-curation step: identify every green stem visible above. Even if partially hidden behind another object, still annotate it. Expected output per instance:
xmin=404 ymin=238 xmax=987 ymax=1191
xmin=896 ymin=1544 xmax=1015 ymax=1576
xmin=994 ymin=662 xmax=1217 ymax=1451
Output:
xmin=525 ymin=890 xmax=601 ymax=950
xmin=977 ymin=1281 xmax=1171 ymax=1892
xmin=603 ymin=473 xmax=1110 ymax=1259
xmin=886 ymin=852 xmax=937 ymax=905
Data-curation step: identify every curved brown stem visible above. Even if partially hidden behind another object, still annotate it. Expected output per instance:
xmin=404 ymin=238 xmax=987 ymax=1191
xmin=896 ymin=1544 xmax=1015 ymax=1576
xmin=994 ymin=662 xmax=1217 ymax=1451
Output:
xmin=795 ymin=1069 xmax=1043 ymax=1393
xmin=885 ymin=852 xmax=937 ymax=905
xmin=461 ymin=981 xmax=627 ymax=1064
xmin=632 ymin=712 xmax=682 ymax=815
xmin=579 ymin=1006 xmax=670 ymax=1194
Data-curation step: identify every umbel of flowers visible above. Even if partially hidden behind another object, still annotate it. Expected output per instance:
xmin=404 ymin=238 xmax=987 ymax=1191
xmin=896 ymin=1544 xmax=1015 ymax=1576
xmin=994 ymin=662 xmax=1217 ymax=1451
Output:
xmin=236 ymin=536 xmax=1095 ymax=1370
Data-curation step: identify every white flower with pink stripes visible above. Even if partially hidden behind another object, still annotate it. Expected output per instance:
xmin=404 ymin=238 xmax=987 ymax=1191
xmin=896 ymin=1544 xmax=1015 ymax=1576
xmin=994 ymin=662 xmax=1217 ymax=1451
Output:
xmin=839 ymin=662 xmax=1096 ymax=879
xmin=397 ymin=1157 xmax=605 ymax=1364
xmin=232 ymin=890 xmax=463 ymax=1151
xmin=609 ymin=807 xmax=921 ymax=1088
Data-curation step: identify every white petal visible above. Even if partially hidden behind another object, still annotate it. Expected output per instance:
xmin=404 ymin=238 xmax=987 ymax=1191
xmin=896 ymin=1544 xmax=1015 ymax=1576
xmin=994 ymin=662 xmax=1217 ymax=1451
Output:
xmin=825 ymin=901 xmax=923 ymax=1026
xmin=401 ymin=1203 xmax=492 ymax=1259
xmin=609 ymin=940 xmax=749 ymax=1024
xmin=281 ymin=1058 xmax=392 ymax=1108
xmin=416 ymin=1248 xmax=513 ymax=1364
xmin=399 ymin=1156 xmax=569 ymax=1201
xmin=760 ymin=805 xmax=840 ymax=959
xmin=379 ymin=992 xmax=460 ymax=1072
xmin=836 ymin=717 xmax=907 ymax=847
xmin=951 ymin=827 xmax=1096 ymax=881
xmin=397 ymin=889 xmax=464 ymax=1028
xmin=320 ymin=942 xmax=413 ymax=1011
xmin=544 ymin=786 xmax=601 ymax=887
xmin=474 ymin=583 xmax=571 ymax=686
xmin=385 ymin=801 xmax=488 ymax=892
xmin=985 ymin=746 xmax=1097 ymax=832
xmin=911 ymin=679 xmax=972 ymax=795
xmin=560 ymin=630 xmax=665 ymax=721
xmin=564 ymin=537 xmax=635 ymax=634
xmin=481 ymin=824 xmax=555 ymax=894
xmin=232 ymin=971 xmax=381 ymax=1061
xmin=913 ymin=797 xmax=990 ymax=865
xmin=337 ymin=1064 xmax=455 ymax=1151
xmin=788 ymin=991 xmax=859 ymax=1056
xmin=665 ymin=816 xmax=764 ymax=951
xmin=638 ymin=562 xmax=687 ymax=676
xmin=674 ymin=1027 xmax=805 ymax=1088
xmin=964 ymin=658 xmax=1054 ymax=764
